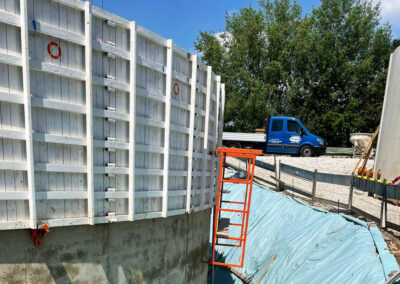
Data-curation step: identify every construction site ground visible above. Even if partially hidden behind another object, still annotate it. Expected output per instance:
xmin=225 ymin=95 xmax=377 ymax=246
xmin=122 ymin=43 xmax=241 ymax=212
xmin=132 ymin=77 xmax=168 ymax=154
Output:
xmin=227 ymin=155 xmax=400 ymax=265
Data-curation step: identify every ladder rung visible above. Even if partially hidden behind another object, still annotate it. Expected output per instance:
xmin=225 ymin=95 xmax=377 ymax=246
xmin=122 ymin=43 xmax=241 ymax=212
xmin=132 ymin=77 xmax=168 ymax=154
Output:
xmin=216 ymin=242 xmax=241 ymax=247
xmin=221 ymin=178 xmax=251 ymax=184
xmin=221 ymin=200 xmax=245 ymax=205
xmin=217 ymin=236 xmax=244 ymax=241
xmin=218 ymin=208 xmax=247 ymax=213
xmin=229 ymin=223 xmax=243 ymax=226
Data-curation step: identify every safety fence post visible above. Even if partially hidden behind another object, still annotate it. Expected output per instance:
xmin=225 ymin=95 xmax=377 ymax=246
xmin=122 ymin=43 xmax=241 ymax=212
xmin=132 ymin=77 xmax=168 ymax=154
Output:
xmin=348 ymin=173 xmax=354 ymax=211
xmin=278 ymin=160 xmax=282 ymax=190
xmin=274 ymin=156 xmax=278 ymax=188
xmin=312 ymin=169 xmax=317 ymax=202
xmin=380 ymin=179 xmax=387 ymax=228
xmin=384 ymin=183 xmax=388 ymax=229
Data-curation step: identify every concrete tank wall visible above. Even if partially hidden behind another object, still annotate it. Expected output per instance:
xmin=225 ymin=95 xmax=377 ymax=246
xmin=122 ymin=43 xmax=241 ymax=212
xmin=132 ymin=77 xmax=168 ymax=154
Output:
xmin=0 ymin=0 xmax=225 ymax=230
xmin=0 ymin=208 xmax=211 ymax=283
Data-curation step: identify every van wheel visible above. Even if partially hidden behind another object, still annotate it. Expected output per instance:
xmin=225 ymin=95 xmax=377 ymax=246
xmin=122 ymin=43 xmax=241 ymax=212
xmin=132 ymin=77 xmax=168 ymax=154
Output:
xmin=300 ymin=146 xmax=313 ymax=157
xmin=226 ymin=142 xmax=241 ymax=148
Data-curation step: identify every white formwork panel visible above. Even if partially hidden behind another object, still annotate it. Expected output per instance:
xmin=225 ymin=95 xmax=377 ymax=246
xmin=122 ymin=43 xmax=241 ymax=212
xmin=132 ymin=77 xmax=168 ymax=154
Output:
xmin=190 ymin=63 xmax=208 ymax=211
xmin=200 ymin=71 xmax=219 ymax=209
xmin=375 ymin=48 xmax=400 ymax=181
xmin=207 ymin=74 xmax=220 ymax=207
xmin=166 ymin=46 xmax=192 ymax=215
xmin=134 ymin=27 xmax=166 ymax=219
xmin=0 ymin=0 xmax=30 ymax=230
xmin=29 ymin=0 xmax=87 ymax=225
xmin=91 ymin=10 xmax=130 ymax=223
xmin=0 ymin=0 xmax=224 ymax=230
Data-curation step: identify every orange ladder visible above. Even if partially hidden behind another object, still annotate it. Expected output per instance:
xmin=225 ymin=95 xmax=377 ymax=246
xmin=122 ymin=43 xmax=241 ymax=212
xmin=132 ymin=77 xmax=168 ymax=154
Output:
xmin=210 ymin=147 xmax=262 ymax=268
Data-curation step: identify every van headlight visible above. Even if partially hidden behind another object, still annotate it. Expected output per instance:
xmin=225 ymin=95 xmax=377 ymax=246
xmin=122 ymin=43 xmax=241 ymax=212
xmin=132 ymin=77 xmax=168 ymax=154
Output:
xmin=317 ymin=139 xmax=324 ymax=146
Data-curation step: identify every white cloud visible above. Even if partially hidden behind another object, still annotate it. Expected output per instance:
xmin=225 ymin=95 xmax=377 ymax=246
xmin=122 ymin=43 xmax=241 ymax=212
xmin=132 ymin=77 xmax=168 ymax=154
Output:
xmin=373 ymin=0 xmax=400 ymax=36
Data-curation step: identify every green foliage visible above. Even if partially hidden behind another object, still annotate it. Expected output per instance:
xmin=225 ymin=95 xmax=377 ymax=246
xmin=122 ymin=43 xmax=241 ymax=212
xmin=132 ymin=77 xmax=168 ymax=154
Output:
xmin=195 ymin=0 xmax=396 ymax=146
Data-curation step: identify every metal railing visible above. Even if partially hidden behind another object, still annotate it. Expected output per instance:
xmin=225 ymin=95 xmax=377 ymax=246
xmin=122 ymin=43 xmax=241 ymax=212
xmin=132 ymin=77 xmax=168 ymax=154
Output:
xmin=232 ymin=157 xmax=400 ymax=231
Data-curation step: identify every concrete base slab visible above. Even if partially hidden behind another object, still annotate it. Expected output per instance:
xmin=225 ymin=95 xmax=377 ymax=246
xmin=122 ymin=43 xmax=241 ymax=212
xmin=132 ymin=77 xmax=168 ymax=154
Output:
xmin=0 ymin=209 xmax=211 ymax=284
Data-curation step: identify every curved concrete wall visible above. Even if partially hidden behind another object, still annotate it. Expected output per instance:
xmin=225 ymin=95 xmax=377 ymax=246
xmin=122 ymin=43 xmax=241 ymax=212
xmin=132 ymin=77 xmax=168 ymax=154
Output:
xmin=0 ymin=0 xmax=225 ymax=230
xmin=0 ymin=209 xmax=211 ymax=283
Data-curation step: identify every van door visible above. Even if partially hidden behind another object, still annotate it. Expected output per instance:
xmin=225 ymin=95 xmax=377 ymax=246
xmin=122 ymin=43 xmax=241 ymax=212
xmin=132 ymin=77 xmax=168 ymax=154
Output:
xmin=266 ymin=118 xmax=284 ymax=153
xmin=283 ymin=120 xmax=303 ymax=154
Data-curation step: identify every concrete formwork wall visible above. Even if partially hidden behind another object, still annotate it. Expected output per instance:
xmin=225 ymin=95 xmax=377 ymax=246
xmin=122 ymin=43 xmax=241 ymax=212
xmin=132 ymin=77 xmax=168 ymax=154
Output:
xmin=375 ymin=47 xmax=400 ymax=181
xmin=0 ymin=208 xmax=211 ymax=283
xmin=0 ymin=0 xmax=225 ymax=230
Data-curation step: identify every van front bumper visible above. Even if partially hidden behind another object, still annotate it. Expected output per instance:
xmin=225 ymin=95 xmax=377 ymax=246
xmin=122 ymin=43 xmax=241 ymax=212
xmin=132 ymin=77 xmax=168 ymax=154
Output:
xmin=314 ymin=146 xmax=326 ymax=156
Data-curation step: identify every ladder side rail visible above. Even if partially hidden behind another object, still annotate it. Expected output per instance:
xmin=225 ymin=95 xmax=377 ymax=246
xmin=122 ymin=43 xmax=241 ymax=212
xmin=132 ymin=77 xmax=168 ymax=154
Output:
xmin=211 ymin=152 xmax=226 ymax=263
xmin=216 ymin=155 xmax=227 ymax=220
xmin=239 ymin=182 xmax=250 ymax=246
xmin=237 ymin=156 xmax=253 ymax=249
xmin=239 ymin=154 xmax=257 ymax=267
xmin=214 ymin=154 xmax=227 ymax=246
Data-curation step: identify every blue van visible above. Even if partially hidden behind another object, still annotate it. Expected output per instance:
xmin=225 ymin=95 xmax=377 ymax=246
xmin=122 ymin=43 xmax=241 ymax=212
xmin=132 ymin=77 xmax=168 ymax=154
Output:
xmin=223 ymin=116 xmax=326 ymax=157
xmin=266 ymin=116 xmax=326 ymax=157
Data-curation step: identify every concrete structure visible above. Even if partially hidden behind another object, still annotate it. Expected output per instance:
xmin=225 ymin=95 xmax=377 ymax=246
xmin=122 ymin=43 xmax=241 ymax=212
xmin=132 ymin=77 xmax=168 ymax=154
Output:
xmin=0 ymin=0 xmax=224 ymax=230
xmin=0 ymin=1 xmax=221 ymax=282
xmin=375 ymin=47 xmax=400 ymax=181
xmin=0 ymin=209 xmax=211 ymax=283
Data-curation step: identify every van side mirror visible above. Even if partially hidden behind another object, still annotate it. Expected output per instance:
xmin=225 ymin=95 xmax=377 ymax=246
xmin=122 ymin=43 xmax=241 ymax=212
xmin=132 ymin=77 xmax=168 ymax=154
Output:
xmin=300 ymin=129 xmax=306 ymax=136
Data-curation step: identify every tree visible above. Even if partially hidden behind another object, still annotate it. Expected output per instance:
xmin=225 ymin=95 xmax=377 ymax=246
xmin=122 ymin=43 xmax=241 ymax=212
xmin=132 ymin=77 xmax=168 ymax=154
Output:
xmin=195 ymin=1 xmax=302 ymax=132
xmin=195 ymin=0 xmax=395 ymax=146
xmin=288 ymin=0 xmax=393 ymax=146
xmin=194 ymin=31 xmax=225 ymax=74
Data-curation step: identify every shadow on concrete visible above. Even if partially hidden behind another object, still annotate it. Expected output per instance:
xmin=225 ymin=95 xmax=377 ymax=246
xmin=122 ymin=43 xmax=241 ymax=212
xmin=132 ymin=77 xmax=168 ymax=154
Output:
xmin=207 ymin=247 xmax=236 ymax=284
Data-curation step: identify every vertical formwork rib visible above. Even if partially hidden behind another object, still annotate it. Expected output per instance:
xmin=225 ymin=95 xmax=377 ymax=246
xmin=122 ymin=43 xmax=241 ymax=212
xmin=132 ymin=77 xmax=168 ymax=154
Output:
xmin=84 ymin=2 xmax=94 ymax=224
xmin=20 ymin=0 xmax=36 ymax=229
xmin=201 ymin=66 xmax=212 ymax=210
xmin=218 ymin=84 xmax=226 ymax=147
xmin=129 ymin=21 xmax=137 ymax=221
xmin=215 ymin=82 xmax=225 ymax=205
xmin=162 ymin=39 xmax=173 ymax=217
xmin=210 ymin=76 xmax=221 ymax=206
xmin=186 ymin=55 xmax=198 ymax=213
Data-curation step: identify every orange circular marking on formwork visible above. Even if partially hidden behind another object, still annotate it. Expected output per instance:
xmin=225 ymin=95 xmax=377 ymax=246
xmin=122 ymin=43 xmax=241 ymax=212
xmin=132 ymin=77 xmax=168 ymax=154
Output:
xmin=173 ymin=82 xmax=180 ymax=96
xmin=47 ymin=41 xmax=62 ymax=59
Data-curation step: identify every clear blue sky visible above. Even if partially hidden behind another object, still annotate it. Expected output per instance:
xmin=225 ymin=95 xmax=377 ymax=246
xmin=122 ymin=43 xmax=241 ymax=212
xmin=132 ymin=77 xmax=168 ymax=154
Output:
xmin=91 ymin=0 xmax=398 ymax=53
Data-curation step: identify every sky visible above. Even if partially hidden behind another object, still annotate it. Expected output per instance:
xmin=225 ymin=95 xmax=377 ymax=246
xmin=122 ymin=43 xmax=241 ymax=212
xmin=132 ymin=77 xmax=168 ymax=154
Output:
xmin=91 ymin=0 xmax=400 ymax=53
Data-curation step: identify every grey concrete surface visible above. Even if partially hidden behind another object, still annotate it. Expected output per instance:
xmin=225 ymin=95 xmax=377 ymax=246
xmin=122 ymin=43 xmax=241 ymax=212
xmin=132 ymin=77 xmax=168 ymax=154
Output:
xmin=0 ymin=209 xmax=211 ymax=284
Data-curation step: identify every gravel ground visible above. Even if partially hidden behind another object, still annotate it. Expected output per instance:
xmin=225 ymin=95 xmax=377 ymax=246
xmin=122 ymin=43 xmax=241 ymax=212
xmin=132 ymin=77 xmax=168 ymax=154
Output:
xmin=227 ymin=155 xmax=400 ymax=226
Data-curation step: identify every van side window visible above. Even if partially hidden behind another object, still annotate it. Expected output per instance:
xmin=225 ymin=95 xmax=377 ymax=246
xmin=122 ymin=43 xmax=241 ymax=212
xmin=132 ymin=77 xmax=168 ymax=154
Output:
xmin=271 ymin=119 xmax=283 ymax=131
xmin=287 ymin=121 xmax=301 ymax=134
